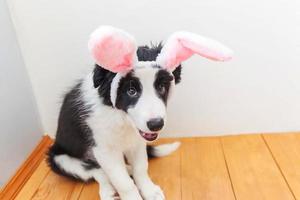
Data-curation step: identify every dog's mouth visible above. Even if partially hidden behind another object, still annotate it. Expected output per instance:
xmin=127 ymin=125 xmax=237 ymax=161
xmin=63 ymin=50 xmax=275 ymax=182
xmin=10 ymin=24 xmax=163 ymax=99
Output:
xmin=138 ymin=130 xmax=158 ymax=141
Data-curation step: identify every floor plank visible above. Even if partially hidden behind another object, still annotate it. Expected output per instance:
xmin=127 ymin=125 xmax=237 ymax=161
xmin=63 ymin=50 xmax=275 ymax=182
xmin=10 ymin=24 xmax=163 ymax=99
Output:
xmin=69 ymin=183 xmax=85 ymax=200
xmin=78 ymin=182 xmax=100 ymax=200
xmin=181 ymin=137 xmax=235 ymax=200
xmin=30 ymin=171 xmax=81 ymax=200
xmin=222 ymin=134 xmax=295 ymax=200
xmin=15 ymin=160 xmax=50 ymax=200
xmin=263 ymin=133 xmax=300 ymax=198
xmin=148 ymin=138 xmax=182 ymax=200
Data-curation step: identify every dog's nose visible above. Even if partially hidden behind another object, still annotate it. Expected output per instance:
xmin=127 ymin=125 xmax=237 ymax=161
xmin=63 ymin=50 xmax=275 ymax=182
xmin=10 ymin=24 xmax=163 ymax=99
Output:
xmin=147 ymin=118 xmax=164 ymax=132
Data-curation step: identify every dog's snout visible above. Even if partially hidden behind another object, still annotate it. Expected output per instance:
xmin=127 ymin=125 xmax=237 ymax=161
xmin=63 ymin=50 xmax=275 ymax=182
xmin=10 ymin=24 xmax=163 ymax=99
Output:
xmin=147 ymin=118 xmax=164 ymax=131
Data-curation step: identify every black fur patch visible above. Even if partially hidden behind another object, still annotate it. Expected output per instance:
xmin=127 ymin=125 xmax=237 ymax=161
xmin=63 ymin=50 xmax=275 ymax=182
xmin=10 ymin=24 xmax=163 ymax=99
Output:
xmin=137 ymin=43 xmax=164 ymax=61
xmin=172 ymin=65 xmax=182 ymax=84
xmin=55 ymin=83 xmax=95 ymax=157
xmin=47 ymin=82 xmax=99 ymax=181
xmin=115 ymin=72 xmax=142 ymax=112
xmin=154 ymin=69 xmax=174 ymax=104
xmin=93 ymin=65 xmax=116 ymax=106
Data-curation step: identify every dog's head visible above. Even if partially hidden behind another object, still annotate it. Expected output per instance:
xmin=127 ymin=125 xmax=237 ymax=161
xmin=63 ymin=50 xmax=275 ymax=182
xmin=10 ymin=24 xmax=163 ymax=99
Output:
xmin=89 ymin=26 xmax=233 ymax=141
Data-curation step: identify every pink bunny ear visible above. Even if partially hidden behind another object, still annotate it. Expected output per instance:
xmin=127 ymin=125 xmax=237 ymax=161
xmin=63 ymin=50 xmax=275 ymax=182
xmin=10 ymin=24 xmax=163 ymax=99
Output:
xmin=88 ymin=26 xmax=137 ymax=73
xmin=156 ymin=31 xmax=233 ymax=71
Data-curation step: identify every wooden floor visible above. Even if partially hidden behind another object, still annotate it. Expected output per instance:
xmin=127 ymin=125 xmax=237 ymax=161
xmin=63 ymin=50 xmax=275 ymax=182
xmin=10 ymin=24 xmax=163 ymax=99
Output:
xmin=5 ymin=133 xmax=300 ymax=200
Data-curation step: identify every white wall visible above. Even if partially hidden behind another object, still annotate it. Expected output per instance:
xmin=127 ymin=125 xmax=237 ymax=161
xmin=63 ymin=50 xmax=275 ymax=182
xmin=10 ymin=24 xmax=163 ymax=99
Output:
xmin=0 ymin=0 xmax=43 ymax=186
xmin=7 ymin=0 xmax=300 ymax=137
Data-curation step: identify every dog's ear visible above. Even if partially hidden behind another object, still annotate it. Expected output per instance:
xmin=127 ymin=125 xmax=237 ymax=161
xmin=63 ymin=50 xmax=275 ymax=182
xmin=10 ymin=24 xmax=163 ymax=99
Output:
xmin=172 ymin=65 xmax=182 ymax=84
xmin=156 ymin=31 xmax=233 ymax=71
xmin=88 ymin=26 xmax=137 ymax=73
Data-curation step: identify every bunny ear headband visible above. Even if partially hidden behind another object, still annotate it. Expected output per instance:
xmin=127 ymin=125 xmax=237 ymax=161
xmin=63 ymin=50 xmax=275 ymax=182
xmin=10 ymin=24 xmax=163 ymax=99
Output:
xmin=88 ymin=26 xmax=233 ymax=73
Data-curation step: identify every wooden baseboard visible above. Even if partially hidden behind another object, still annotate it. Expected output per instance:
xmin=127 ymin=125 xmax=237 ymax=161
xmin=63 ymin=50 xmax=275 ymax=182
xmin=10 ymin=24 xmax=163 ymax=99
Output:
xmin=0 ymin=136 xmax=53 ymax=200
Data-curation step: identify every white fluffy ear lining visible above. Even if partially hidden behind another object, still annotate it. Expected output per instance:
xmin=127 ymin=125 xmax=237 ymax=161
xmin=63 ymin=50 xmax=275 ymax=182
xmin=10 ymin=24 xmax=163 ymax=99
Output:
xmin=156 ymin=31 xmax=233 ymax=71
xmin=88 ymin=26 xmax=138 ymax=73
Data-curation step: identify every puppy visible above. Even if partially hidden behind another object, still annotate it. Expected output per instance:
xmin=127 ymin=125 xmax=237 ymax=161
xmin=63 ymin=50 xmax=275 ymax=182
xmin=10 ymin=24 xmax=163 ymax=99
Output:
xmin=47 ymin=26 xmax=232 ymax=200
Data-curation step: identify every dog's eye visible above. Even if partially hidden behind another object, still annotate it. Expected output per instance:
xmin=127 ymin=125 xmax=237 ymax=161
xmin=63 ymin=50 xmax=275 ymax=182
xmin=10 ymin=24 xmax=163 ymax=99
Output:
xmin=127 ymin=87 xmax=137 ymax=97
xmin=158 ymin=84 xmax=166 ymax=94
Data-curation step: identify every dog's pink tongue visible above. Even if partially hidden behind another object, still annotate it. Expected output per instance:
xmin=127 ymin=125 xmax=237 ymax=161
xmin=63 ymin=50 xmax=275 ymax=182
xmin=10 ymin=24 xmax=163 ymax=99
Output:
xmin=139 ymin=131 xmax=158 ymax=141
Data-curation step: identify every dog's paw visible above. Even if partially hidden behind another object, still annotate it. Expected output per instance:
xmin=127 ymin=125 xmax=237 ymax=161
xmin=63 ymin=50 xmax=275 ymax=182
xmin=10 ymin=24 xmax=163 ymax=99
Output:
xmin=141 ymin=184 xmax=165 ymax=200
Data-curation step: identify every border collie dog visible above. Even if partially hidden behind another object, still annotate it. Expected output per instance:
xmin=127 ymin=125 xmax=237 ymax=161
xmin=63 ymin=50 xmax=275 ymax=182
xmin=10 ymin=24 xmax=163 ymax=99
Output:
xmin=48 ymin=26 xmax=232 ymax=200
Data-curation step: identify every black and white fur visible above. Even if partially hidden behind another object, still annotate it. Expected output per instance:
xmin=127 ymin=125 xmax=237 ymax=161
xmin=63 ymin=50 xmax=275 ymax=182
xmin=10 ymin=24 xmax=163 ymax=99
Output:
xmin=48 ymin=25 xmax=233 ymax=200
xmin=48 ymin=45 xmax=181 ymax=200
